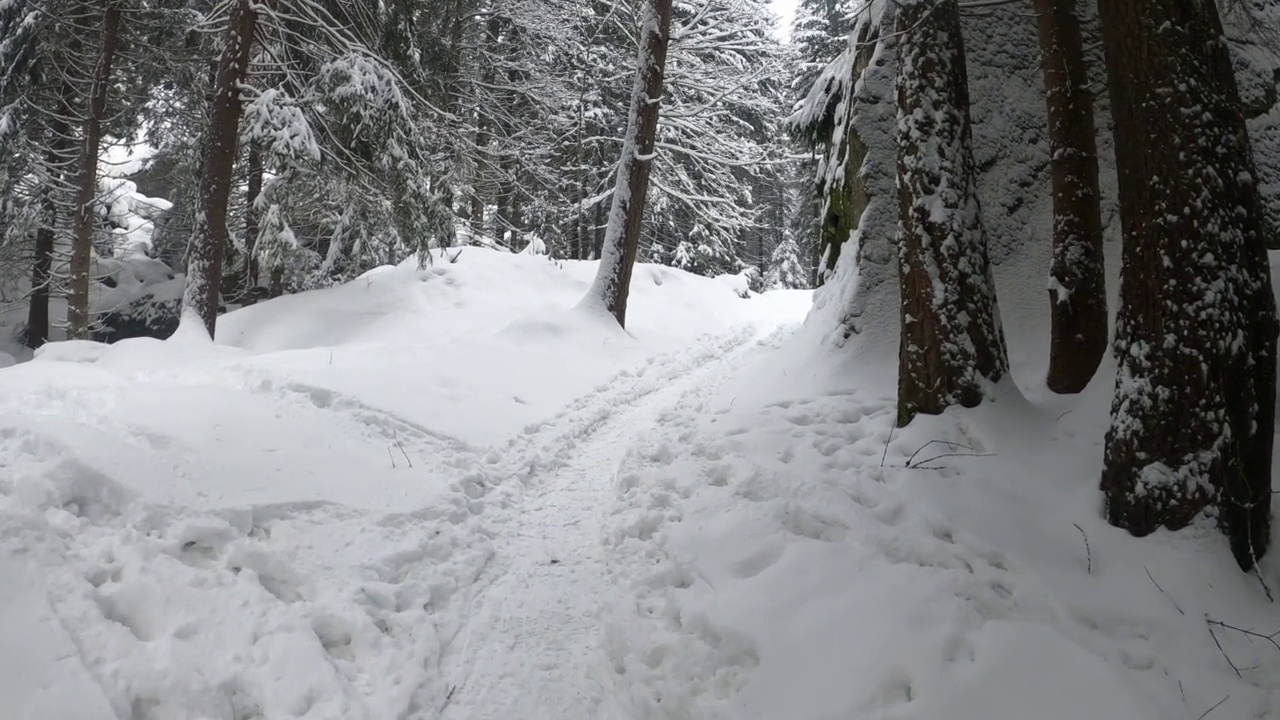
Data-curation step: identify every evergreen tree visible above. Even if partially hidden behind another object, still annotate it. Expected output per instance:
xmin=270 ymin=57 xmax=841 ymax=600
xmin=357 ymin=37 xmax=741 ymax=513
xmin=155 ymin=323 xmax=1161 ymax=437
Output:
xmin=585 ymin=0 xmax=674 ymax=327
xmin=894 ymin=0 xmax=1008 ymax=425
xmin=1036 ymin=0 xmax=1107 ymax=394
xmin=1098 ymin=0 xmax=1278 ymax=570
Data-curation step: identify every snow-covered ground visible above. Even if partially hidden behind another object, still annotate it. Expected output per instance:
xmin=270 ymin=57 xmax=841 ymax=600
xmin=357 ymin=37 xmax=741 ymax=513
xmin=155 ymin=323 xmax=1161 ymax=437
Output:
xmin=2 ymin=247 xmax=1279 ymax=719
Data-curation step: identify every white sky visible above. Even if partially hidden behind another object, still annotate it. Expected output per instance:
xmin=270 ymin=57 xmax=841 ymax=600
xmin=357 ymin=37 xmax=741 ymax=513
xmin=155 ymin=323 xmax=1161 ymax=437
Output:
xmin=768 ymin=0 xmax=800 ymax=42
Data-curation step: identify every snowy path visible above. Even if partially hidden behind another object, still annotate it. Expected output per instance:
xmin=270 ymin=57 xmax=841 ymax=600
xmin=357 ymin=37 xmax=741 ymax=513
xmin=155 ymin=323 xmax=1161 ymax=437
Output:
xmin=439 ymin=328 xmax=772 ymax=720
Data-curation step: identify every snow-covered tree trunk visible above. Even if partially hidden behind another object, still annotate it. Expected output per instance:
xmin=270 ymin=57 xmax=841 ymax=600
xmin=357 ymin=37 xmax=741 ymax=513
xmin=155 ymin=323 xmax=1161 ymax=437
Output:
xmin=582 ymin=0 xmax=673 ymax=328
xmin=1037 ymin=0 xmax=1106 ymax=394
xmin=895 ymin=0 xmax=1008 ymax=426
xmin=1098 ymin=0 xmax=1278 ymax=570
xmin=68 ymin=0 xmax=123 ymax=340
xmin=182 ymin=0 xmax=257 ymax=335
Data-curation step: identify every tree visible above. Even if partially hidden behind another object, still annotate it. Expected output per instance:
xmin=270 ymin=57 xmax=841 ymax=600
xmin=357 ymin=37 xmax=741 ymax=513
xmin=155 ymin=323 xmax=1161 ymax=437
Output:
xmin=1036 ymin=0 xmax=1106 ymax=394
xmin=894 ymin=0 xmax=1008 ymax=426
xmin=1098 ymin=0 xmax=1278 ymax=570
xmin=583 ymin=0 xmax=674 ymax=327
xmin=68 ymin=1 xmax=123 ymax=339
xmin=763 ymin=233 xmax=808 ymax=289
xmin=181 ymin=0 xmax=257 ymax=334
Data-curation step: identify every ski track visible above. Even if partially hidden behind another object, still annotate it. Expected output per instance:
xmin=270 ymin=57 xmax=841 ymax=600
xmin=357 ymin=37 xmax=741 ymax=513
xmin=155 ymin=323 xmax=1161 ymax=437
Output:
xmin=435 ymin=325 xmax=776 ymax=720
xmin=0 ymin=324 xmax=787 ymax=720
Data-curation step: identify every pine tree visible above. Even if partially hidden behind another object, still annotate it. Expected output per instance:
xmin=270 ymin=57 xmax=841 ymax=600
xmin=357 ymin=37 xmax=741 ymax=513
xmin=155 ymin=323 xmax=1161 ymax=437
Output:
xmin=584 ymin=0 xmax=674 ymax=327
xmin=764 ymin=233 xmax=808 ymax=289
xmin=67 ymin=1 xmax=123 ymax=339
xmin=1098 ymin=0 xmax=1278 ymax=570
xmin=181 ymin=0 xmax=257 ymax=334
xmin=1036 ymin=0 xmax=1107 ymax=394
xmin=894 ymin=0 xmax=1008 ymax=426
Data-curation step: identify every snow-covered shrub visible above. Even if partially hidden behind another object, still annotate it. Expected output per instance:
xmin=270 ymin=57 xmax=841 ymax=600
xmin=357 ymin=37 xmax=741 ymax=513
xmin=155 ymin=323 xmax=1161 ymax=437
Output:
xmin=91 ymin=257 xmax=182 ymax=343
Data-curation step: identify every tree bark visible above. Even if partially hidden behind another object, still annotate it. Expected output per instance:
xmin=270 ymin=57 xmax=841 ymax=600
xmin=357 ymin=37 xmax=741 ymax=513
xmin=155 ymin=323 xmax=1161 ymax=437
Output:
xmin=1037 ymin=0 xmax=1107 ymax=394
xmin=245 ymin=146 xmax=263 ymax=287
xmin=895 ymin=0 xmax=1008 ymax=426
xmin=181 ymin=0 xmax=257 ymax=336
xmin=67 ymin=1 xmax=123 ymax=340
xmin=1098 ymin=0 xmax=1278 ymax=570
xmin=26 ymin=82 xmax=78 ymax=349
xmin=583 ymin=0 xmax=674 ymax=327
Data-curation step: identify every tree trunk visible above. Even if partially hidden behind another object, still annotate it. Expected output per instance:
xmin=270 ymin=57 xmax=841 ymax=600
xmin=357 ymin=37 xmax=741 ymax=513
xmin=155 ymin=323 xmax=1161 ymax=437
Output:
xmin=245 ymin=146 xmax=263 ymax=287
xmin=67 ymin=1 xmax=123 ymax=340
xmin=1098 ymin=0 xmax=1278 ymax=570
xmin=583 ymin=0 xmax=674 ymax=327
xmin=895 ymin=0 xmax=1008 ymax=426
xmin=181 ymin=0 xmax=257 ymax=336
xmin=591 ymin=201 xmax=604 ymax=260
xmin=26 ymin=220 xmax=56 ymax=348
xmin=26 ymin=83 xmax=78 ymax=349
xmin=1037 ymin=0 xmax=1107 ymax=394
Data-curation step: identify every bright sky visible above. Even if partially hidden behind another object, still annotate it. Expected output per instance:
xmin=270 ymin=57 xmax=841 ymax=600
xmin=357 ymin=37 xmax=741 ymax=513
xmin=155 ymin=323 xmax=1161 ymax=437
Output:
xmin=768 ymin=0 xmax=799 ymax=41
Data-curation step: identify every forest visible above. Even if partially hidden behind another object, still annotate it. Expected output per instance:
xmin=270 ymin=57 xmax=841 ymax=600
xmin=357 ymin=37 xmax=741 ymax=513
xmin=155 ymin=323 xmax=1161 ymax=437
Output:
xmin=4 ymin=0 xmax=1280 ymax=563
xmin=4 ymin=0 xmax=1280 ymax=716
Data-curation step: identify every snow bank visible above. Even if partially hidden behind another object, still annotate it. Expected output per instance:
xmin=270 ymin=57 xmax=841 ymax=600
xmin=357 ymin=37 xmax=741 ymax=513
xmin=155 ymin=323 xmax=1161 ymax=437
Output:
xmin=217 ymin=248 xmax=809 ymax=447
xmin=0 ymin=248 xmax=810 ymax=719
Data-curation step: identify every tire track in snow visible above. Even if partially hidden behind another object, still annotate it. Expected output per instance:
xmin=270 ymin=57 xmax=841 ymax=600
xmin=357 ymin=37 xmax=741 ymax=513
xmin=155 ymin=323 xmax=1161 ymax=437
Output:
xmin=433 ymin=325 xmax=786 ymax=720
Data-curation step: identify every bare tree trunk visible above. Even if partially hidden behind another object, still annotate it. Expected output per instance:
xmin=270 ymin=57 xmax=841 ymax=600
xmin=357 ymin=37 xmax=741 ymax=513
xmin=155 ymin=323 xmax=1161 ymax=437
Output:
xmin=1098 ymin=0 xmax=1278 ymax=570
xmin=895 ymin=0 xmax=1008 ymax=426
xmin=67 ymin=1 xmax=123 ymax=340
xmin=245 ymin=146 xmax=263 ymax=287
xmin=583 ymin=0 xmax=674 ymax=327
xmin=1037 ymin=0 xmax=1107 ymax=394
xmin=181 ymin=0 xmax=257 ymax=336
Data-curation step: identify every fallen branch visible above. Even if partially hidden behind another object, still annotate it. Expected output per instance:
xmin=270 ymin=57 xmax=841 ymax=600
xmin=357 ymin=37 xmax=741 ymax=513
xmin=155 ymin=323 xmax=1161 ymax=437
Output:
xmin=900 ymin=439 xmax=994 ymax=470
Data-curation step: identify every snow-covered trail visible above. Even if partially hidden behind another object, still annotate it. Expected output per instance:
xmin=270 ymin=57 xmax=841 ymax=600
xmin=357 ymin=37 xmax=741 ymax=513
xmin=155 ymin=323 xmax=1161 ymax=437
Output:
xmin=439 ymin=327 xmax=777 ymax=720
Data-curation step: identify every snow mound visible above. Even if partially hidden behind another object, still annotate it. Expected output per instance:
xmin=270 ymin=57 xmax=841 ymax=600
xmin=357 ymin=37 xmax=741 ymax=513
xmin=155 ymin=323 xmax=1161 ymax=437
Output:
xmin=0 ymin=248 xmax=811 ymax=719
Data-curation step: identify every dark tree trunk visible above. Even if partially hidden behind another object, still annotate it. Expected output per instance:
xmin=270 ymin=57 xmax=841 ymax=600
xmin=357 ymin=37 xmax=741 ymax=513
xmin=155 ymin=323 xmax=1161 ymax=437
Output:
xmin=26 ymin=215 xmax=57 ymax=349
xmin=584 ymin=0 xmax=674 ymax=327
xmin=895 ymin=0 xmax=1008 ymax=427
xmin=591 ymin=201 xmax=604 ymax=260
xmin=1098 ymin=0 xmax=1278 ymax=570
xmin=181 ymin=0 xmax=257 ymax=336
xmin=68 ymin=1 xmax=123 ymax=339
xmin=26 ymin=83 xmax=78 ymax=349
xmin=1037 ymin=0 xmax=1107 ymax=394
xmin=245 ymin=146 xmax=263 ymax=286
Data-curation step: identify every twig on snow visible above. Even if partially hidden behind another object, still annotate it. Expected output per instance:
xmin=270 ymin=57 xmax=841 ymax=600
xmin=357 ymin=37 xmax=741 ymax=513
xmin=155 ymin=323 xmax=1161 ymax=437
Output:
xmin=880 ymin=423 xmax=895 ymax=468
xmin=902 ymin=439 xmax=994 ymax=470
xmin=1206 ymin=618 xmax=1247 ymax=678
xmin=1255 ymin=569 xmax=1275 ymax=603
xmin=1197 ymin=695 xmax=1230 ymax=720
xmin=1145 ymin=567 xmax=1184 ymax=615
xmin=393 ymin=429 xmax=413 ymax=468
xmin=1072 ymin=523 xmax=1091 ymax=574
xmin=907 ymin=451 xmax=996 ymax=470
xmin=1206 ymin=618 xmax=1280 ymax=652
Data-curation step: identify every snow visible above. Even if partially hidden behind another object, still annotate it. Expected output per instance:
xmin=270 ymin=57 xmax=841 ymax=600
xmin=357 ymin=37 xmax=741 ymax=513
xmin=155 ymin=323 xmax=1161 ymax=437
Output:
xmin=3 ymin=246 xmax=1279 ymax=720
